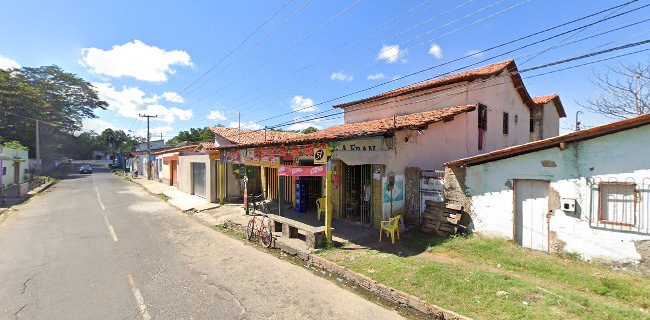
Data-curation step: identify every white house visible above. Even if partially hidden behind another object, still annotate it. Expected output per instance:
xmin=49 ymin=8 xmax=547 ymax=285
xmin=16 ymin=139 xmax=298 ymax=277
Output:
xmin=330 ymin=59 xmax=566 ymax=224
xmin=444 ymin=114 xmax=650 ymax=263
xmin=0 ymin=146 xmax=29 ymax=189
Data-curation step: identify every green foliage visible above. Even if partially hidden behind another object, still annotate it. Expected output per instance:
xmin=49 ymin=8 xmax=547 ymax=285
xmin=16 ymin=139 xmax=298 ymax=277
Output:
xmin=318 ymin=233 xmax=650 ymax=319
xmin=0 ymin=65 xmax=108 ymax=159
xmin=301 ymin=126 xmax=319 ymax=134
xmin=2 ymin=140 xmax=28 ymax=150
xmin=166 ymin=127 xmax=214 ymax=147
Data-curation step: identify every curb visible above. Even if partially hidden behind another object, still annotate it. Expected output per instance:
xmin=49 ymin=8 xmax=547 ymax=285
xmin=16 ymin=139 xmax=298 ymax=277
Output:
xmin=216 ymin=216 xmax=471 ymax=320
xmin=0 ymin=180 xmax=57 ymax=215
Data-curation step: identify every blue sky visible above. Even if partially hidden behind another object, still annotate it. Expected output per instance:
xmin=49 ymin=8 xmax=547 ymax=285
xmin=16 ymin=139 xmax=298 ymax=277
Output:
xmin=1 ymin=0 xmax=649 ymax=140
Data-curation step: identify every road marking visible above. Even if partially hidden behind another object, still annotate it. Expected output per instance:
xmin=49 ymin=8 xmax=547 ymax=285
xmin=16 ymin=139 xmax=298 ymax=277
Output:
xmin=127 ymin=274 xmax=152 ymax=320
xmin=91 ymin=176 xmax=106 ymax=210
xmin=104 ymin=215 xmax=118 ymax=242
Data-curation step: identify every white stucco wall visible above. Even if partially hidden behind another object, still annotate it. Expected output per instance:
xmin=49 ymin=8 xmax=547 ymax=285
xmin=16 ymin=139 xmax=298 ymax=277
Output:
xmin=0 ymin=147 xmax=29 ymax=188
xmin=461 ymin=125 xmax=650 ymax=263
xmin=178 ymin=154 xmax=217 ymax=203
xmin=343 ymin=75 xmax=532 ymax=150
xmin=542 ymin=102 xmax=560 ymax=139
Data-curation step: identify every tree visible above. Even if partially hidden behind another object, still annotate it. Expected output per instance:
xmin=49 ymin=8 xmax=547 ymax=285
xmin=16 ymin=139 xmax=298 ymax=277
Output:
xmin=2 ymin=140 xmax=28 ymax=151
xmin=166 ymin=127 xmax=214 ymax=147
xmin=581 ymin=62 xmax=650 ymax=119
xmin=301 ymin=126 xmax=319 ymax=134
xmin=0 ymin=65 xmax=108 ymax=159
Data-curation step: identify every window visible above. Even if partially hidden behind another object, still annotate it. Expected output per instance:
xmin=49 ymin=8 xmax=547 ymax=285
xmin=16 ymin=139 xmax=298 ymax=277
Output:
xmin=478 ymin=104 xmax=487 ymax=150
xmin=529 ymin=117 xmax=534 ymax=133
xmin=599 ymin=183 xmax=636 ymax=226
xmin=514 ymin=114 xmax=519 ymax=124
xmin=502 ymin=112 xmax=509 ymax=135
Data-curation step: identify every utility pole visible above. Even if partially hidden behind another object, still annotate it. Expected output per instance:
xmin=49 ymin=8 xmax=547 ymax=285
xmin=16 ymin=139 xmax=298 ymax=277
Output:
xmin=575 ymin=111 xmax=582 ymax=131
xmin=35 ymin=120 xmax=41 ymax=174
xmin=139 ymin=114 xmax=157 ymax=180
xmin=238 ymin=112 xmax=241 ymax=144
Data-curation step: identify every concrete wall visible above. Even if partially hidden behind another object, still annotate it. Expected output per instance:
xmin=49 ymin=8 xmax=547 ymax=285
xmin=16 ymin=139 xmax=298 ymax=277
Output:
xmin=178 ymin=154 xmax=217 ymax=203
xmin=449 ymin=125 xmax=650 ymax=263
xmin=0 ymin=147 xmax=29 ymax=188
xmin=542 ymin=102 xmax=560 ymax=139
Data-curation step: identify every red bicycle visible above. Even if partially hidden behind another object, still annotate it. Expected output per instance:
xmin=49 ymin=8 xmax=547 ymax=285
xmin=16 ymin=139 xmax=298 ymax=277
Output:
xmin=246 ymin=213 xmax=273 ymax=248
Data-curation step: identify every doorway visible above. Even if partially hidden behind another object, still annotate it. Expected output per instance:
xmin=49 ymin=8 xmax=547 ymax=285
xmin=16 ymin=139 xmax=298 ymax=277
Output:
xmin=514 ymin=179 xmax=549 ymax=252
xmin=342 ymin=163 xmax=372 ymax=225
xmin=192 ymin=162 xmax=206 ymax=198
xmin=13 ymin=161 xmax=20 ymax=184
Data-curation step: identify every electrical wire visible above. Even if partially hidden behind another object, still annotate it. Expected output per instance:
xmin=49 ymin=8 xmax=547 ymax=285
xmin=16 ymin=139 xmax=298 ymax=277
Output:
xmin=233 ymin=2 xmax=650 ymax=131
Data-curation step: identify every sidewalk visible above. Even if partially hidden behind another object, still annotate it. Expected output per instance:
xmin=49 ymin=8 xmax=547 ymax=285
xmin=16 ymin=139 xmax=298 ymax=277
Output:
xmin=0 ymin=181 xmax=56 ymax=215
xmin=127 ymin=175 xmax=219 ymax=212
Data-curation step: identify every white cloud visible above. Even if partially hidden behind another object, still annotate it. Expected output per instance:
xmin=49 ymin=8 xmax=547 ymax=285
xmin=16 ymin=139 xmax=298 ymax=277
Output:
xmin=330 ymin=71 xmax=353 ymax=81
xmin=161 ymin=91 xmax=184 ymax=103
xmin=287 ymin=122 xmax=322 ymax=131
xmin=376 ymin=45 xmax=407 ymax=64
xmin=207 ymin=110 xmax=227 ymax=121
xmin=0 ymin=55 xmax=20 ymax=70
xmin=466 ymin=49 xmax=484 ymax=58
xmin=80 ymin=40 xmax=192 ymax=82
xmin=290 ymin=95 xmax=317 ymax=112
xmin=229 ymin=121 xmax=262 ymax=130
xmin=93 ymin=82 xmax=193 ymax=123
xmin=428 ymin=44 xmax=443 ymax=59
xmin=82 ymin=118 xmax=120 ymax=132
xmin=366 ymin=73 xmax=384 ymax=80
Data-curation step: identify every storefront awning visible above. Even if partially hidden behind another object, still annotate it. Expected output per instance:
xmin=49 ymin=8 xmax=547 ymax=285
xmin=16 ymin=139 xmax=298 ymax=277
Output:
xmin=332 ymin=150 xmax=388 ymax=166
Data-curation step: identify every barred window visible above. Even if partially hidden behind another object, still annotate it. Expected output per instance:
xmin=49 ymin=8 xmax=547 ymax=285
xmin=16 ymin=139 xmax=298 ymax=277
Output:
xmin=599 ymin=183 xmax=636 ymax=226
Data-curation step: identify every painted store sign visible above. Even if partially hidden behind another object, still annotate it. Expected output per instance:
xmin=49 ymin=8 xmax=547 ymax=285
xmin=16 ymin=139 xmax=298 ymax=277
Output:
xmin=330 ymin=137 xmax=383 ymax=151
xmin=277 ymin=165 xmax=326 ymax=177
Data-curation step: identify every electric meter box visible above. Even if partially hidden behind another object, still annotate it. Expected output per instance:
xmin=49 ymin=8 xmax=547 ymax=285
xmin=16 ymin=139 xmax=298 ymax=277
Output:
xmin=561 ymin=198 xmax=576 ymax=212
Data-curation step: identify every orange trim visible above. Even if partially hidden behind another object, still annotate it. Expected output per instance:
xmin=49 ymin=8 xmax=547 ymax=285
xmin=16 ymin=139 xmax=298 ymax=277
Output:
xmin=163 ymin=155 xmax=179 ymax=162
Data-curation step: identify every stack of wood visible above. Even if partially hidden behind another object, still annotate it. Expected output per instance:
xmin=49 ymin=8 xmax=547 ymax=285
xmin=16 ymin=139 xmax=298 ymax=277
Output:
xmin=421 ymin=201 xmax=463 ymax=236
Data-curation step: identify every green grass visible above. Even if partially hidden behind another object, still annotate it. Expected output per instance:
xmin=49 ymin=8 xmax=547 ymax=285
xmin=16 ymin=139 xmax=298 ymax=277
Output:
xmin=318 ymin=233 xmax=650 ymax=320
xmin=157 ymin=193 xmax=171 ymax=201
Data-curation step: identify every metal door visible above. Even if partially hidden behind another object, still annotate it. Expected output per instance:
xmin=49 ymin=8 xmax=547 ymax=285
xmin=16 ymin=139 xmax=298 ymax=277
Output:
xmin=514 ymin=180 xmax=549 ymax=251
xmin=420 ymin=170 xmax=444 ymax=224
xmin=192 ymin=162 xmax=206 ymax=198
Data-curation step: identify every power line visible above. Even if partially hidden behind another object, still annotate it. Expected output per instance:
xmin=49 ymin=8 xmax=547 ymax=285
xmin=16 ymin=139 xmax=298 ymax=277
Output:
xmin=166 ymin=0 xmax=294 ymax=103
xmin=188 ymin=0 xmax=365 ymax=105
xmin=207 ymin=0 xmax=508 ymax=113
xmin=232 ymin=1 xmax=649 ymax=130
xmin=216 ymin=37 xmax=650 ymax=141
xmin=223 ymin=0 xmax=643 ymax=122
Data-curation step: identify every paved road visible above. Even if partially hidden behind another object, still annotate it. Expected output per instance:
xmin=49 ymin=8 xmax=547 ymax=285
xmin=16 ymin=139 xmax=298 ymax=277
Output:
xmin=0 ymin=166 xmax=403 ymax=320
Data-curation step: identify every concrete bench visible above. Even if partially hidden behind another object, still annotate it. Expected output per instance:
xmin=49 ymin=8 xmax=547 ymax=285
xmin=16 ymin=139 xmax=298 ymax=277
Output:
xmin=267 ymin=214 xmax=326 ymax=249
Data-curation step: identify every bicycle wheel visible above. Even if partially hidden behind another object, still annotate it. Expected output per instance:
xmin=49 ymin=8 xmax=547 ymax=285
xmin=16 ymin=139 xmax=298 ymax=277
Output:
xmin=260 ymin=224 xmax=273 ymax=248
xmin=246 ymin=219 xmax=255 ymax=241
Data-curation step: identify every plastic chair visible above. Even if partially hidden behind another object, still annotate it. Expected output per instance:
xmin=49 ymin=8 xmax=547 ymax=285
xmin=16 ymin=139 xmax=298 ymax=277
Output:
xmin=316 ymin=197 xmax=326 ymax=221
xmin=379 ymin=215 xmax=401 ymax=244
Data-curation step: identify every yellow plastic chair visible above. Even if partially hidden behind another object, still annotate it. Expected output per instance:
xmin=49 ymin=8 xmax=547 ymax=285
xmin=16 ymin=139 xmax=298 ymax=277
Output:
xmin=316 ymin=197 xmax=326 ymax=221
xmin=379 ymin=215 xmax=401 ymax=244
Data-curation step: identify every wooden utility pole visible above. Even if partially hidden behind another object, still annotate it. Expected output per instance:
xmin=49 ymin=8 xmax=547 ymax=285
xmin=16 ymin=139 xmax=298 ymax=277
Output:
xmin=139 ymin=114 xmax=157 ymax=180
xmin=35 ymin=120 xmax=41 ymax=174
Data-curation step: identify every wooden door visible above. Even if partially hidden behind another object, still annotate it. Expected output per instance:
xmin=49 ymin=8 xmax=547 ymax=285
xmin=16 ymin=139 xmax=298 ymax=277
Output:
xmin=514 ymin=180 xmax=549 ymax=252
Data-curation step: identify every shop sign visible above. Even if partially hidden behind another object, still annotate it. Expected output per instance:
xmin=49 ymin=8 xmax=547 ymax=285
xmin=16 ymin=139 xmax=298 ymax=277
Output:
xmin=314 ymin=146 xmax=327 ymax=164
xmin=278 ymin=165 xmax=326 ymax=177
xmin=270 ymin=156 xmax=281 ymax=168
xmin=331 ymin=137 xmax=382 ymax=151
xmin=260 ymin=156 xmax=270 ymax=167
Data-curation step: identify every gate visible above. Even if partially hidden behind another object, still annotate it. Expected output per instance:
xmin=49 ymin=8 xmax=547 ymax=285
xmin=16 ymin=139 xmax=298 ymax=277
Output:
xmin=419 ymin=170 xmax=444 ymax=224
xmin=192 ymin=162 xmax=206 ymax=198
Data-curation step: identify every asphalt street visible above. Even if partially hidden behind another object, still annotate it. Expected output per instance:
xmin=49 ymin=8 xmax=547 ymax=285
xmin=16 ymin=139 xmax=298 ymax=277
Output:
xmin=0 ymin=165 xmax=403 ymax=320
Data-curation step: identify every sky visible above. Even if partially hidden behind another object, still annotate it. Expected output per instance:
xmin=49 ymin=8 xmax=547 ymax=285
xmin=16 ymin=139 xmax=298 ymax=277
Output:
xmin=1 ymin=0 xmax=649 ymax=140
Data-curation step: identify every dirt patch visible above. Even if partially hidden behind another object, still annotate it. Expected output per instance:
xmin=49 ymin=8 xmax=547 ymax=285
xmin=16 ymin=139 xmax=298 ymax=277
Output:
xmin=635 ymin=240 xmax=650 ymax=275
